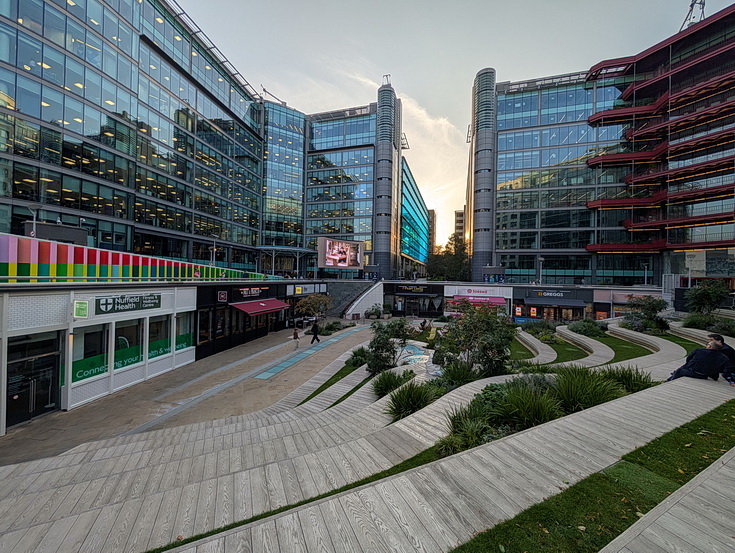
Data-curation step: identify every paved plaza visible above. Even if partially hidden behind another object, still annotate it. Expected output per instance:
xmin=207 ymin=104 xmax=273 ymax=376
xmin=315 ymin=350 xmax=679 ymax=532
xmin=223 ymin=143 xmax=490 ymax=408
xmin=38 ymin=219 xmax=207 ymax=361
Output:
xmin=0 ymin=323 xmax=733 ymax=552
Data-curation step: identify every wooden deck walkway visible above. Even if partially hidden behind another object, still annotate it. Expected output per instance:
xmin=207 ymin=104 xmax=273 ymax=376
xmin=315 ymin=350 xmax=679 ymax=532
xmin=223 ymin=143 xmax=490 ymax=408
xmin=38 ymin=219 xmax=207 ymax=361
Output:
xmin=0 ymin=326 xmax=722 ymax=553
xmin=161 ymin=379 xmax=734 ymax=553
xmin=599 ymin=445 xmax=735 ymax=553
xmin=555 ymin=325 xmax=616 ymax=367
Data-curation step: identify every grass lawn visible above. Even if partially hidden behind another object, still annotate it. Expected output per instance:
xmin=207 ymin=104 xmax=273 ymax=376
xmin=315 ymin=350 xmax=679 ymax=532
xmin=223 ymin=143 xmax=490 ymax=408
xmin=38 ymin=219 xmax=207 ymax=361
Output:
xmin=451 ymin=398 xmax=735 ymax=552
xmin=550 ymin=340 xmax=588 ymax=363
xmin=659 ymin=332 xmax=701 ymax=355
xmin=509 ymin=337 xmax=534 ymax=360
xmin=596 ymin=335 xmax=652 ymax=363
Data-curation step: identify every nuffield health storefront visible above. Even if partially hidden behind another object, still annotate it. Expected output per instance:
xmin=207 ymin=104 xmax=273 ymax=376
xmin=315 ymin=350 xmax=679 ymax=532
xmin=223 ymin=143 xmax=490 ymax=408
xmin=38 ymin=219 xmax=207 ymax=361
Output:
xmin=0 ymin=286 xmax=196 ymax=435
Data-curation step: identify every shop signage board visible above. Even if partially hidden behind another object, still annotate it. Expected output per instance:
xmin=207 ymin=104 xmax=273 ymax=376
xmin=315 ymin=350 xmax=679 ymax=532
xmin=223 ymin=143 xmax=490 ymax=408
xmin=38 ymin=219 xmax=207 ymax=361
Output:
xmin=95 ymin=293 xmax=162 ymax=315
xmin=73 ymin=301 xmax=89 ymax=318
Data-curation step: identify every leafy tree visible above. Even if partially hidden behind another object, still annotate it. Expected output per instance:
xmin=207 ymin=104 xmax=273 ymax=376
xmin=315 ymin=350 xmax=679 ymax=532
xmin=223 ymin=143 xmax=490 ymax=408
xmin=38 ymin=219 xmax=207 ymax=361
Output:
xmin=626 ymin=295 xmax=668 ymax=320
xmin=427 ymin=232 xmax=470 ymax=281
xmin=294 ymin=293 xmax=332 ymax=317
xmin=685 ymin=280 xmax=730 ymax=315
xmin=366 ymin=318 xmax=413 ymax=375
xmin=434 ymin=304 xmax=515 ymax=377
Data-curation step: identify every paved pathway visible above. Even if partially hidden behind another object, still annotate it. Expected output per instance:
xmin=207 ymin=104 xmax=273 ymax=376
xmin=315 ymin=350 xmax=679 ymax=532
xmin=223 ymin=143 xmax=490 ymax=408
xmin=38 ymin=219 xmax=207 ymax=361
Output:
xmin=162 ymin=379 xmax=735 ymax=553
xmin=0 ymin=324 xmax=372 ymax=465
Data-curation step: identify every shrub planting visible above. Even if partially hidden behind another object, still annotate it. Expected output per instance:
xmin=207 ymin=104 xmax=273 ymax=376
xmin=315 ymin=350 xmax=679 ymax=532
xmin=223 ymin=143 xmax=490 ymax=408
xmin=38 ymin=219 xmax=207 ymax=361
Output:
xmin=550 ymin=366 xmax=627 ymax=414
xmin=567 ymin=318 xmax=607 ymax=337
xmin=371 ymin=369 xmax=415 ymax=398
xmin=384 ymin=381 xmax=441 ymax=422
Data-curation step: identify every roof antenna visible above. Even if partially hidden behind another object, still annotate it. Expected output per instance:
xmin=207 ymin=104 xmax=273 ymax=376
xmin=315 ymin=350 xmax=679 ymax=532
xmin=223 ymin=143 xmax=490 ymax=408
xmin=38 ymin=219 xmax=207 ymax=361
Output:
xmin=680 ymin=0 xmax=705 ymax=32
xmin=383 ymin=74 xmax=391 ymax=85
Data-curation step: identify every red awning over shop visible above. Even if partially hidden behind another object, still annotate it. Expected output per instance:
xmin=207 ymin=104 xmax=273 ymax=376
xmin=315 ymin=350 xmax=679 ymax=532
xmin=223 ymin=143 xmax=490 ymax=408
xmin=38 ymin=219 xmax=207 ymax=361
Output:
xmin=230 ymin=298 xmax=290 ymax=315
xmin=452 ymin=295 xmax=507 ymax=305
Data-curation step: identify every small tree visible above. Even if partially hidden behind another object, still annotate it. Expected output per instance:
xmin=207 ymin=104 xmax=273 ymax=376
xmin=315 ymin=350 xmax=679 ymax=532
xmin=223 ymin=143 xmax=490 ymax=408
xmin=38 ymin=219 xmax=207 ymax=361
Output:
xmin=626 ymin=295 xmax=668 ymax=320
xmin=433 ymin=304 xmax=515 ymax=377
xmin=295 ymin=293 xmax=332 ymax=317
xmin=366 ymin=318 xmax=413 ymax=375
xmin=685 ymin=280 xmax=730 ymax=315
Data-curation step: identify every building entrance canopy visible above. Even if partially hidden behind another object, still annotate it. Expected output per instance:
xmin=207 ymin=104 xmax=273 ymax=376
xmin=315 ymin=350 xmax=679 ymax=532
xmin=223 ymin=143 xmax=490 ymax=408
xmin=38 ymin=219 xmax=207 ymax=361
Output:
xmin=230 ymin=299 xmax=290 ymax=316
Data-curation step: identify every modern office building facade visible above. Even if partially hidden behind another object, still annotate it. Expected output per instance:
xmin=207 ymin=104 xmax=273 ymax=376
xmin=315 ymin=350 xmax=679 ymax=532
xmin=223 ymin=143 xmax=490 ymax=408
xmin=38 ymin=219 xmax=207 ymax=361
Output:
xmin=585 ymin=4 xmax=735 ymax=286
xmin=305 ymin=84 xmax=417 ymax=280
xmin=468 ymin=3 xmax=735 ymax=286
xmin=0 ymin=0 xmax=264 ymax=271
xmin=0 ymin=0 xmax=427 ymax=282
xmin=399 ymin=157 xmax=429 ymax=278
xmin=454 ymin=208 xmax=465 ymax=237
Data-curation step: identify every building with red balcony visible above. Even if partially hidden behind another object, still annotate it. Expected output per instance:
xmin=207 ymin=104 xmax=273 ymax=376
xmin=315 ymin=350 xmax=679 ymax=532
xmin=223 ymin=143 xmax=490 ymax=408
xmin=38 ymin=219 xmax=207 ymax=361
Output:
xmin=586 ymin=4 xmax=735 ymax=286
xmin=469 ymin=4 xmax=735 ymax=286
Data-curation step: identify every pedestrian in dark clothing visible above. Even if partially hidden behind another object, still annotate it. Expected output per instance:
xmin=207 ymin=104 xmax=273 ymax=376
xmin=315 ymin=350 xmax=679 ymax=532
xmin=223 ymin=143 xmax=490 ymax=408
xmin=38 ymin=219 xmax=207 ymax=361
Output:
xmin=310 ymin=321 xmax=320 ymax=344
xmin=708 ymin=333 xmax=735 ymax=386
xmin=666 ymin=342 xmax=730 ymax=381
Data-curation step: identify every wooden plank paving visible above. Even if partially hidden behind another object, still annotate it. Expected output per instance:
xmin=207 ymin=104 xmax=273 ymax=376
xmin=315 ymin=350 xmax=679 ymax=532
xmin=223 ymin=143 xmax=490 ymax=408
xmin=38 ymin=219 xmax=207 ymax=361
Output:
xmin=0 ymin=336 xmax=723 ymax=553
xmin=599 ymin=445 xmax=735 ymax=553
xmin=159 ymin=378 xmax=734 ymax=553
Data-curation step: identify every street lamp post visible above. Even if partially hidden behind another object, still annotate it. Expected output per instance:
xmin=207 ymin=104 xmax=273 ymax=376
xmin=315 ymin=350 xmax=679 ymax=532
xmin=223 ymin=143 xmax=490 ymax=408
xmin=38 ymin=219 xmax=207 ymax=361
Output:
xmin=27 ymin=203 xmax=43 ymax=237
xmin=538 ymin=256 xmax=545 ymax=285
xmin=643 ymin=263 xmax=649 ymax=286
xmin=209 ymin=235 xmax=218 ymax=266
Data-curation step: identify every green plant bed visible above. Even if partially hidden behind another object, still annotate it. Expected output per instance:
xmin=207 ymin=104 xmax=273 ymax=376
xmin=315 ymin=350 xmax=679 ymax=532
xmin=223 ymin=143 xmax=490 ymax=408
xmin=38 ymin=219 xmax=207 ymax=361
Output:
xmin=549 ymin=340 xmax=588 ymax=363
xmin=596 ymin=335 xmax=651 ymax=363
xmin=659 ymin=332 xmax=700 ymax=355
xmin=509 ymin=337 xmax=534 ymax=360
xmin=451 ymin=398 xmax=735 ymax=553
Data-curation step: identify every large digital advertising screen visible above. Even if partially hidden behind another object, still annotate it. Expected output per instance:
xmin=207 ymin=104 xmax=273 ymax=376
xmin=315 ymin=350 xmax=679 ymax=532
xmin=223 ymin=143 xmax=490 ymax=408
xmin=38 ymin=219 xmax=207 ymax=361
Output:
xmin=317 ymin=237 xmax=364 ymax=270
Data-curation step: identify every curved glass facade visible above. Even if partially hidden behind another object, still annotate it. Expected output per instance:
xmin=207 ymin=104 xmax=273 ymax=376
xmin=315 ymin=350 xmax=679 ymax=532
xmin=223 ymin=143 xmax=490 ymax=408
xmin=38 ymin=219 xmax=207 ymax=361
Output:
xmin=400 ymin=158 xmax=428 ymax=270
xmin=263 ymin=103 xmax=305 ymax=248
xmin=0 ymin=0 xmax=262 ymax=269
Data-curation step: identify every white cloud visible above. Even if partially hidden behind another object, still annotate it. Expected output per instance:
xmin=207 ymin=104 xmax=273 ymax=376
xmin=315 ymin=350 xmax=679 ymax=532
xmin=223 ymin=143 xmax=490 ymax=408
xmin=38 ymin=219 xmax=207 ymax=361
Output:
xmin=397 ymin=93 xmax=468 ymax=245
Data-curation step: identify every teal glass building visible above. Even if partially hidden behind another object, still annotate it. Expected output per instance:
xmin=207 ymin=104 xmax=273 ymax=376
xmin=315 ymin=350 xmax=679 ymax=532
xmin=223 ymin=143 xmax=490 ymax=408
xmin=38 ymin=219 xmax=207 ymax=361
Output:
xmin=0 ymin=0 xmax=429 ymax=280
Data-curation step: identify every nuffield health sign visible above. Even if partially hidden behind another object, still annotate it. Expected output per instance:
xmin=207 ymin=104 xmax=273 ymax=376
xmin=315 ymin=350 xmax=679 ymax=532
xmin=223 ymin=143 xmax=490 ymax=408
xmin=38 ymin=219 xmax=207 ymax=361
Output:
xmin=95 ymin=293 xmax=162 ymax=315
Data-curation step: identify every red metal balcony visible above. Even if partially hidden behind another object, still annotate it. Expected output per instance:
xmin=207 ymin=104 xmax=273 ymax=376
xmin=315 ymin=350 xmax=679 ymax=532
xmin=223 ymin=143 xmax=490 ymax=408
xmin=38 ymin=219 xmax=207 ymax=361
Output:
xmin=586 ymin=189 xmax=666 ymax=209
xmin=586 ymin=239 xmax=666 ymax=253
xmin=587 ymin=140 xmax=668 ymax=167
xmin=626 ymin=210 xmax=735 ymax=229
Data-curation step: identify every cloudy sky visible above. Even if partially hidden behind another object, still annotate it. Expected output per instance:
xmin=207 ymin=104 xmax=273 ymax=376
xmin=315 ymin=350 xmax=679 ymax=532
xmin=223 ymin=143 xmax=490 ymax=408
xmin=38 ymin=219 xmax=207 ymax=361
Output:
xmin=176 ymin=0 xmax=733 ymax=244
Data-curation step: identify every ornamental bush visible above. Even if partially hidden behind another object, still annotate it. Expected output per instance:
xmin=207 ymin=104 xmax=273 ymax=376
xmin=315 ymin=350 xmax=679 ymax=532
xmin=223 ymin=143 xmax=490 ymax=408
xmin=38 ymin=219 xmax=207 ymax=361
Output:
xmin=371 ymin=369 xmax=414 ymax=398
xmin=567 ymin=318 xmax=607 ymax=338
xmin=384 ymin=381 xmax=441 ymax=422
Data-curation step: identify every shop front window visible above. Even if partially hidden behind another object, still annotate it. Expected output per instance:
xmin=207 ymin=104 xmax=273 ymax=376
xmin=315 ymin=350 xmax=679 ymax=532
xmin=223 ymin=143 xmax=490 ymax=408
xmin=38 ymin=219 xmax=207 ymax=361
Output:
xmin=176 ymin=311 xmax=195 ymax=350
xmin=148 ymin=315 xmax=171 ymax=359
xmin=72 ymin=324 xmax=108 ymax=383
xmin=114 ymin=319 xmax=143 ymax=370
xmin=198 ymin=309 xmax=210 ymax=344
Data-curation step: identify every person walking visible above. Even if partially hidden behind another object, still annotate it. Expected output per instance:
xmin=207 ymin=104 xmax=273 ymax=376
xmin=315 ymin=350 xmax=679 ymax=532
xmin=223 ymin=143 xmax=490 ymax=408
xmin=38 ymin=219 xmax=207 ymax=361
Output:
xmin=292 ymin=328 xmax=300 ymax=349
xmin=310 ymin=321 xmax=320 ymax=344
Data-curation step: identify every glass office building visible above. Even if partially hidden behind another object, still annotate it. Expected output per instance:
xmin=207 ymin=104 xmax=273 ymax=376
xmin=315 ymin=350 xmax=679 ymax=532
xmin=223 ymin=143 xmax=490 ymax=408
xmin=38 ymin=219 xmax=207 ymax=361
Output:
xmin=261 ymin=101 xmax=308 ymax=275
xmin=492 ymin=73 xmax=628 ymax=284
xmin=0 ymin=0 xmax=263 ymax=271
xmin=399 ymin=157 xmax=429 ymax=277
xmin=305 ymin=84 xmax=412 ymax=279
xmin=586 ymin=4 xmax=735 ymax=286
xmin=469 ymin=5 xmax=735 ymax=285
